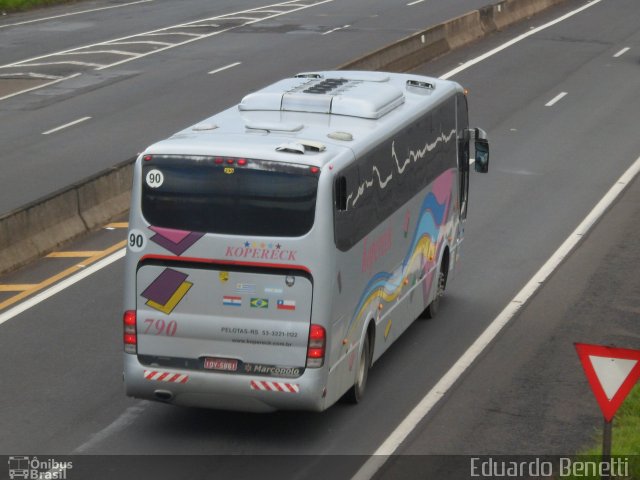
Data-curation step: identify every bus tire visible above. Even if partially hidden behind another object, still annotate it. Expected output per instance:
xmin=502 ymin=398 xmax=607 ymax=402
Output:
xmin=424 ymin=269 xmax=446 ymax=319
xmin=345 ymin=331 xmax=371 ymax=404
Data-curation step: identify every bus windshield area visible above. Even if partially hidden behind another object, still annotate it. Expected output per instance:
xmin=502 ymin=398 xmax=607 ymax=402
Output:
xmin=141 ymin=155 xmax=319 ymax=237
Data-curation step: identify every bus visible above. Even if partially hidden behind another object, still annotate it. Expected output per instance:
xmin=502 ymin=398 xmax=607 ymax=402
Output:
xmin=122 ymin=71 xmax=489 ymax=412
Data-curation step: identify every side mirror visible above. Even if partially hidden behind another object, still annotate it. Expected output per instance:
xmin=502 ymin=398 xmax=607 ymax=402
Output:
xmin=474 ymin=138 xmax=489 ymax=173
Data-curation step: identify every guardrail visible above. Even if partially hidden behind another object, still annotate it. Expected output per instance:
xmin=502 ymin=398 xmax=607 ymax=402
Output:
xmin=0 ymin=0 xmax=568 ymax=275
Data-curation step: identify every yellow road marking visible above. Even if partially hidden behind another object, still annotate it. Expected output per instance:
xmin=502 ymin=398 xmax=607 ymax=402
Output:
xmin=105 ymin=222 xmax=129 ymax=229
xmin=0 ymin=240 xmax=126 ymax=311
xmin=46 ymin=251 xmax=104 ymax=258
xmin=0 ymin=284 xmax=37 ymax=292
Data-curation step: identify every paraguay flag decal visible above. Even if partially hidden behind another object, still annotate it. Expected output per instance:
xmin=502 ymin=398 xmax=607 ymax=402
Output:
xmin=223 ymin=296 xmax=242 ymax=307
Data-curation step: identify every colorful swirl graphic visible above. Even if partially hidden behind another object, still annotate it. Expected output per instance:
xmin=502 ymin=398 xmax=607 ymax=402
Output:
xmin=346 ymin=170 xmax=453 ymax=337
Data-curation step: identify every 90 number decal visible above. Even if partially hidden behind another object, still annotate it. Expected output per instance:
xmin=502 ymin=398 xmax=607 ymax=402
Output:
xmin=145 ymin=169 xmax=164 ymax=188
xmin=127 ymin=229 xmax=146 ymax=252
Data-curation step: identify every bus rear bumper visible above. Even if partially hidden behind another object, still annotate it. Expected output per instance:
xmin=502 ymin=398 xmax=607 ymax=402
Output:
xmin=123 ymin=354 xmax=326 ymax=412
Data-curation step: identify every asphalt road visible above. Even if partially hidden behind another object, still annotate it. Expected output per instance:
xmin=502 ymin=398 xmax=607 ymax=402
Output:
xmin=0 ymin=0 xmax=491 ymax=214
xmin=1 ymin=0 xmax=640 ymax=479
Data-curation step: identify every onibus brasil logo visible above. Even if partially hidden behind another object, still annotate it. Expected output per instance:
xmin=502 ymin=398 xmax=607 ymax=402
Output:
xmin=8 ymin=456 xmax=73 ymax=479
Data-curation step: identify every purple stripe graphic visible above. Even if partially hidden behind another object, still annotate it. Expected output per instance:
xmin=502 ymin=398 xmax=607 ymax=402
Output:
xmin=150 ymin=231 xmax=204 ymax=256
xmin=141 ymin=268 xmax=188 ymax=305
xmin=149 ymin=226 xmax=191 ymax=244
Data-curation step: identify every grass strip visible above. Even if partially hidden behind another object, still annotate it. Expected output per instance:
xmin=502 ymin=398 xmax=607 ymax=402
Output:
xmin=0 ymin=0 xmax=79 ymax=13
xmin=565 ymin=385 xmax=640 ymax=479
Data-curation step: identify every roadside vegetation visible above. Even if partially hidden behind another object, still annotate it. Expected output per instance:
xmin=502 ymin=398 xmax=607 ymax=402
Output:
xmin=566 ymin=385 xmax=639 ymax=479
xmin=0 ymin=0 xmax=79 ymax=13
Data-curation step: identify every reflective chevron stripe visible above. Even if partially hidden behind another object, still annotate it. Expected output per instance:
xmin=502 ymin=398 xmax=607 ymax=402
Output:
xmin=250 ymin=380 xmax=299 ymax=393
xmin=144 ymin=370 xmax=189 ymax=384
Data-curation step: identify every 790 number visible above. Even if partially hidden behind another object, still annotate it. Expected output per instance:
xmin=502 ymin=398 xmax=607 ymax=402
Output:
xmin=144 ymin=319 xmax=177 ymax=336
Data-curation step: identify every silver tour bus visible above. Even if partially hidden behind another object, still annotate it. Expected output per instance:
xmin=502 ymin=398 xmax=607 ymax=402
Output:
xmin=123 ymin=71 xmax=489 ymax=412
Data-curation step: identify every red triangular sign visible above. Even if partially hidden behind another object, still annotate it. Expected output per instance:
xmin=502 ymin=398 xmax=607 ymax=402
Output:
xmin=575 ymin=343 xmax=640 ymax=421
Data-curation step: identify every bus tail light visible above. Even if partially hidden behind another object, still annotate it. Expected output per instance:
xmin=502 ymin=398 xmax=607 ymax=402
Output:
xmin=306 ymin=324 xmax=325 ymax=368
xmin=123 ymin=310 xmax=137 ymax=354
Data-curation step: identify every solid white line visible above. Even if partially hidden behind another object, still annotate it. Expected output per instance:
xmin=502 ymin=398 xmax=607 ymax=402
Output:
xmin=66 ymin=50 xmax=138 ymax=57
xmin=108 ymin=40 xmax=173 ymax=47
xmin=181 ymin=23 xmax=221 ymax=28
xmin=407 ymin=0 xmax=425 ymax=5
xmin=218 ymin=16 xmax=261 ymax=21
xmin=322 ymin=24 xmax=350 ymax=35
xmin=0 ymin=72 xmax=60 ymax=80
xmin=353 ymin=155 xmax=640 ymax=480
xmin=440 ymin=0 xmax=603 ymax=80
xmin=72 ymin=402 xmax=147 ymax=453
xmin=0 ymin=0 xmax=153 ymax=29
xmin=0 ymin=73 xmax=80 ymax=101
xmin=42 ymin=116 xmax=91 ymax=135
xmin=545 ymin=91 xmax=568 ymax=107
xmin=0 ymin=249 xmax=125 ymax=327
xmin=208 ymin=61 xmax=242 ymax=75
xmin=19 ymin=60 xmax=105 ymax=68
xmin=613 ymin=47 xmax=630 ymax=58
xmin=144 ymin=31 xmax=202 ymax=37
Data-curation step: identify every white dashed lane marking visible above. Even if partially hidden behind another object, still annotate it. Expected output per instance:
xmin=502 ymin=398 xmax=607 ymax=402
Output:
xmin=545 ymin=91 xmax=568 ymax=107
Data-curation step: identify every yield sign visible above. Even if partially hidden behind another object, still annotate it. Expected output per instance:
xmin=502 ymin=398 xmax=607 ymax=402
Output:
xmin=575 ymin=343 xmax=640 ymax=421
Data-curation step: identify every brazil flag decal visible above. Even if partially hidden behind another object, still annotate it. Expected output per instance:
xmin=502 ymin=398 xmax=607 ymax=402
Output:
xmin=250 ymin=298 xmax=269 ymax=309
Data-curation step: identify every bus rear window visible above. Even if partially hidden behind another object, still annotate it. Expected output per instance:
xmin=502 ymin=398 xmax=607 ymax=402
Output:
xmin=141 ymin=156 xmax=319 ymax=237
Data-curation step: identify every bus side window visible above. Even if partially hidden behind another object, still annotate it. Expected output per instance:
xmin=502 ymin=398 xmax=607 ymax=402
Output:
xmin=335 ymin=176 xmax=347 ymax=211
xmin=334 ymin=164 xmax=367 ymax=251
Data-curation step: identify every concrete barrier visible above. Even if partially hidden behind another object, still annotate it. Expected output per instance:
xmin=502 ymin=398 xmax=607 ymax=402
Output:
xmin=491 ymin=0 xmax=561 ymax=30
xmin=0 ymin=158 xmax=134 ymax=274
xmin=444 ymin=11 xmax=485 ymax=51
xmin=0 ymin=0 xmax=569 ymax=275
xmin=76 ymin=161 xmax=134 ymax=230
xmin=340 ymin=23 xmax=449 ymax=73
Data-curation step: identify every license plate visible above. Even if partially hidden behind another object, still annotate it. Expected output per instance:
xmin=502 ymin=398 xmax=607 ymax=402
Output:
xmin=204 ymin=357 xmax=238 ymax=372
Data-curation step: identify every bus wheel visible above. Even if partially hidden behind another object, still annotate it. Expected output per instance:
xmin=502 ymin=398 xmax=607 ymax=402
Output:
xmin=424 ymin=269 xmax=446 ymax=319
xmin=345 ymin=332 xmax=371 ymax=403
